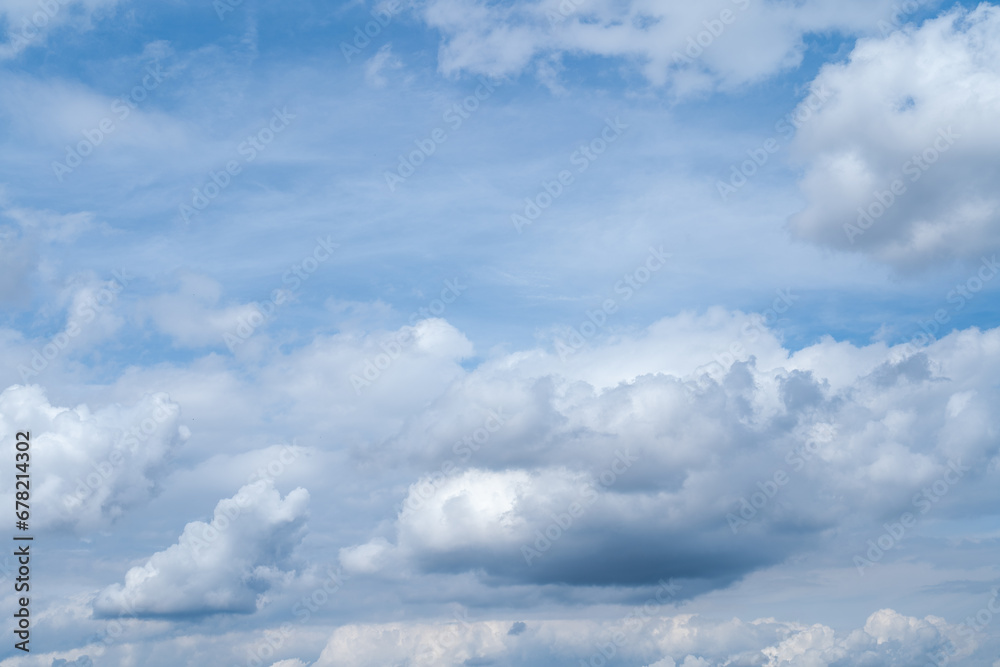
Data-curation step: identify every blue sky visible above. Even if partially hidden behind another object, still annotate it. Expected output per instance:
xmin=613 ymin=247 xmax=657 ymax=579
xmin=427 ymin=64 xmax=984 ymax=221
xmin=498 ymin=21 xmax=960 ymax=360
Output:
xmin=2 ymin=0 xmax=1000 ymax=665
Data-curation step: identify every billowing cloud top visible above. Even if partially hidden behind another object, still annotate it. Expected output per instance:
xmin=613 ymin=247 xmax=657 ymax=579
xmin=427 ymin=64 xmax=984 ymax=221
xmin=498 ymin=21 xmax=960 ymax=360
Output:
xmin=93 ymin=479 xmax=309 ymax=618
xmin=789 ymin=4 xmax=1000 ymax=270
xmin=0 ymin=384 xmax=185 ymax=531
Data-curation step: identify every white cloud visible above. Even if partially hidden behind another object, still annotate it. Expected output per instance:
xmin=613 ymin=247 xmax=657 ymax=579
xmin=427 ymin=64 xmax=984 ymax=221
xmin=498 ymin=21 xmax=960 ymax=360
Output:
xmin=3 ymin=203 xmax=95 ymax=242
xmin=93 ymin=479 xmax=309 ymax=618
xmin=3 ymin=309 xmax=1000 ymax=663
xmin=0 ymin=384 xmax=185 ymax=531
xmin=257 ymin=317 xmax=475 ymax=434
xmin=311 ymin=608 xmax=972 ymax=666
xmin=414 ymin=0 xmax=936 ymax=91
xmin=788 ymin=4 xmax=1000 ymax=270
xmin=364 ymin=43 xmax=403 ymax=88
xmin=0 ymin=199 xmax=102 ymax=305
xmin=341 ymin=313 xmax=1000 ymax=591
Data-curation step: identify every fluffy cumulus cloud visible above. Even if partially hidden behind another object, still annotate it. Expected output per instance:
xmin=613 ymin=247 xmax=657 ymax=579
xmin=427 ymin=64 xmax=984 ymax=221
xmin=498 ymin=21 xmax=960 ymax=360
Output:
xmin=311 ymin=608 xmax=971 ymax=666
xmin=140 ymin=273 xmax=286 ymax=350
xmin=93 ymin=479 xmax=309 ymax=618
xmin=788 ymin=4 xmax=1000 ymax=270
xmin=341 ymin=312 xmax=1000 ymax=596
xmin=415 ymin=0 xmax=930 ymax=89
xmin=0 ymin=384 xmax=185 ymax=531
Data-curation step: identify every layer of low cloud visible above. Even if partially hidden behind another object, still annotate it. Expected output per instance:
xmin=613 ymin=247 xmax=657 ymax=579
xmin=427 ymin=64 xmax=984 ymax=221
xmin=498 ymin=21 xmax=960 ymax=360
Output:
xmin=311 ymin=608 xmax=973 ymax=666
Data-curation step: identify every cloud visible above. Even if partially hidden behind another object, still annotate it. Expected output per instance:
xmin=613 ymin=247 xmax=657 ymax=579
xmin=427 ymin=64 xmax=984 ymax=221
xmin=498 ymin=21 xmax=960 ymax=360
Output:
xmin=340 ymin=313 xmax=1000 ymax=594
xmin=0 ymin=0 xmax=123 ymax=59
xmin=787 ymin=4 xmax=1000 ymax=270
xmin=364 ymin=43 xmax=403 ymax=88
xmin=0 ymin=223 xmax=35 ymax=303
xmin=310 ymin=608 xmax=972 ymax=666
xmin=0 ymin=199 xmax=101 ymax=305
xmin=3 ymin=308 xmax=1000 ymax=663
xmin=0 ymin=384 xmax=186 ymax=532
xmin=140 ymin=273 xmax=279 ymax=349
xmin=93 ymin=479 xmax=309 ymax=618
xmin=2 ymin=202 xmax=95 ymax=243
xmin=0 ymin=55 xmax=186 ymax=179
xmin=256 ymin=317 xmax=475 ymax=434
xmin=414 ymin=0 xmax=936 ymax=90
xmin=51 ymin=658 xmax=93 ymax=667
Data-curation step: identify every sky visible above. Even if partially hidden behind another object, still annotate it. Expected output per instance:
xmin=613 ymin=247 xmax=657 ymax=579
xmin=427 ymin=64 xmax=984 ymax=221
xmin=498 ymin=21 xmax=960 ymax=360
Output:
xmin=1 ymin=0 xmax=1000 ymax=665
